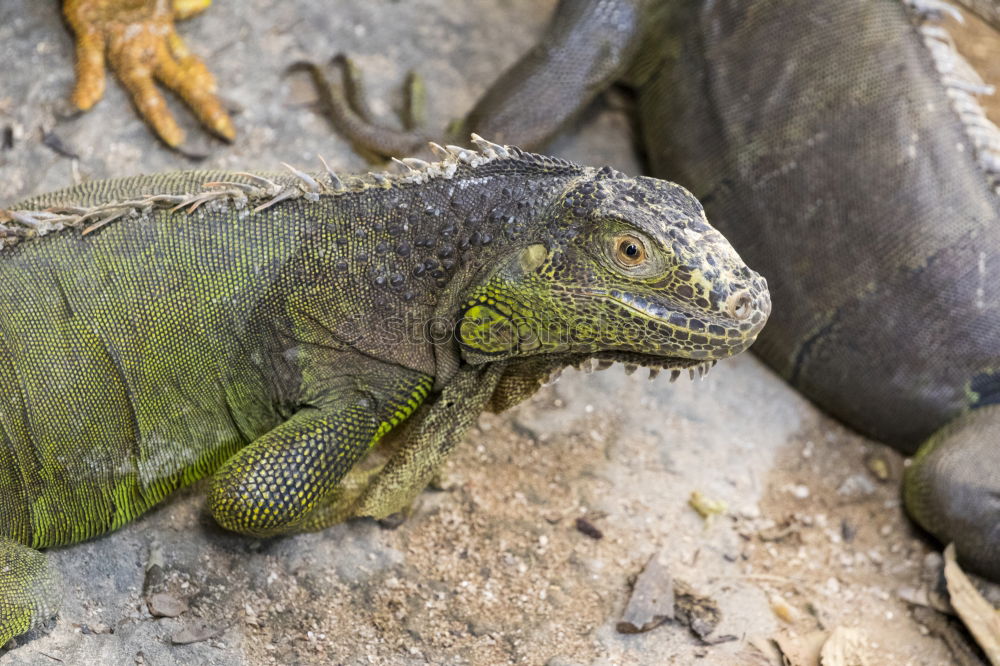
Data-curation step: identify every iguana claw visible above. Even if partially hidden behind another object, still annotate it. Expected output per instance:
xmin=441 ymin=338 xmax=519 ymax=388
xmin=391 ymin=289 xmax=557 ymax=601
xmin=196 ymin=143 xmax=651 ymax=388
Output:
xmin=63 ymin=0 xmax=235 ymax=147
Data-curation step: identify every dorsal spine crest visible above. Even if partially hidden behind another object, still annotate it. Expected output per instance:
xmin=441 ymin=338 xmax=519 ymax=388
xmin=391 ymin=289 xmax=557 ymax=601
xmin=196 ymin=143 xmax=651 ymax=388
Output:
xmin=0 ymin=136 xmax=583 ymax=250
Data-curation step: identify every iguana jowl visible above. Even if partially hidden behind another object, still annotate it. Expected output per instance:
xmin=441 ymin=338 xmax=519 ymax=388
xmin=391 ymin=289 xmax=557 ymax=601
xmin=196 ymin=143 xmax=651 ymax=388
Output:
xmin=0 ymin=137 xmax=769 ymax=645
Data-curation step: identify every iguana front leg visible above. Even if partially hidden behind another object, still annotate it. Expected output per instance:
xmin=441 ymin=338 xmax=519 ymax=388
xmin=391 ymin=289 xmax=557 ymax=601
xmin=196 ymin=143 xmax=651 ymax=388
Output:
xmin=207 ymin=367 xmax=432 ymax=538
xmin=63 ymin=0 xmax=235 ymax=147
xmin=255 ymin=363 xmax=507 ymax=530
xmin=0 ymin=536 xmax=61 ymax=647
xmin=904 ymin=405 xmax=1000 ymax=580
xmin=295 ymin=358 xmax=569 ymax=525
xmin=348 ymin=363 xmax=506 ymax=521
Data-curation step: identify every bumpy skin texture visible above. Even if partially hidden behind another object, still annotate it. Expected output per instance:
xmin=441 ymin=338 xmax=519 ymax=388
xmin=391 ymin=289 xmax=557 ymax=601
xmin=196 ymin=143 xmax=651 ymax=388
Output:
xmin=329 ymin=0 xmax=1000 ymax=579
xmin=63 ymin=0 xmax=235 ymax=147
xmin=0 ymin=145 xmax=768 ymax=645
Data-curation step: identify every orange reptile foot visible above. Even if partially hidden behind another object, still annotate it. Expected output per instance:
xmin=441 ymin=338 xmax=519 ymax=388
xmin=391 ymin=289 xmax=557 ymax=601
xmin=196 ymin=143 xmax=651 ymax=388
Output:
xmin=63 ymin=0 xmax=235 ymax=148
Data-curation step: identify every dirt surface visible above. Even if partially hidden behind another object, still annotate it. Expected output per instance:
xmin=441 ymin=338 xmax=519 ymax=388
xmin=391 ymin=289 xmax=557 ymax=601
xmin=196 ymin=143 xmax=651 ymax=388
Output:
xmin=0 ymin=1 xmax=997 ymax=665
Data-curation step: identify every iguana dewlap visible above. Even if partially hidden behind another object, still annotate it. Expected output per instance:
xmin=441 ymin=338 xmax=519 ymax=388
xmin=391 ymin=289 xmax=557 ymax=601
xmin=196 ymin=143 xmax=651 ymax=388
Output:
xmin=0 ymin=139 xmax=768 ymax=646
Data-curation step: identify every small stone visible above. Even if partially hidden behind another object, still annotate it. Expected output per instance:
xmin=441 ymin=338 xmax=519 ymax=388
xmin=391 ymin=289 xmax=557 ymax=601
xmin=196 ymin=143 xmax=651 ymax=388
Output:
xmin=689 ymin=491 xmax=727 ymax=522
xmin=836 ymin=474 xmax=876 ymax=497
xmin=770 ymin=593 xmax=799 ymax=623
xmin=171 ymin=622 xmax=223 ymax=645
xmin=574 ymin=517 xmax=603 ymax=540
xmin=865 ymin=454 xmax=891 ymax=482
xmin=841 ymin=520 xmax=857 ymax=542
xmin=617 ymin=552 xmax=674 ymax=634
xmin=673 ymin=579 xmax=724 ymax=642
xmin=80 ymin=621 xmax=112 ymax=635
xmin=468 ymin=620 xmax=499 ymax=637
xmin=147 ymin=592 xmax=188 ymax=618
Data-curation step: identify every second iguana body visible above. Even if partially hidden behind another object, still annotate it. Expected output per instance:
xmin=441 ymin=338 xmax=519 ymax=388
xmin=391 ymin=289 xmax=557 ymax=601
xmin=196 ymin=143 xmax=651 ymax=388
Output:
xmin=0 ymin=138 xmax=769 ymax=646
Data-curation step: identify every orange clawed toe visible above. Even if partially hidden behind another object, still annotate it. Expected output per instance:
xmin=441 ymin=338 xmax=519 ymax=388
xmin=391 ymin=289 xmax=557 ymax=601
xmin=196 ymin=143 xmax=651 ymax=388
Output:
xmin=63 ymin=0 xmax=234 ymax=148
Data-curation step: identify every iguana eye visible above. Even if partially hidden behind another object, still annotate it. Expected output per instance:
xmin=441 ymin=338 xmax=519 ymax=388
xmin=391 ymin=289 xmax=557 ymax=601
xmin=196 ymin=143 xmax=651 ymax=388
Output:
xmin=613 ymin=235 xmax=647 ymax=268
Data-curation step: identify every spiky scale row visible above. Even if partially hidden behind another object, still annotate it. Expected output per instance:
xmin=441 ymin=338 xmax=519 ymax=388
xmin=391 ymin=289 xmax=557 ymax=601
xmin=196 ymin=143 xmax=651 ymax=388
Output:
xmin=571 ymin=357 xmax=717 ymax=381
xmin=907 ymin=0 xmax=1000 ymax=192
xmin=0 ymin=136 xmax=531 ymax=250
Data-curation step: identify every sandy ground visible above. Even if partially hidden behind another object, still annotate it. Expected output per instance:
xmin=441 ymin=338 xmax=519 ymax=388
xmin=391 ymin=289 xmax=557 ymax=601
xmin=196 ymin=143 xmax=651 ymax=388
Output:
xmin=0 ymin=1 xmax=996 ymax=664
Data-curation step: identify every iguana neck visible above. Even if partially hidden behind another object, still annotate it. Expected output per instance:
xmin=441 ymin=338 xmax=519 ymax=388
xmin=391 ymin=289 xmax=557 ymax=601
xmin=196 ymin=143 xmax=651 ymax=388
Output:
xmin=285 ymin=154 xmax=585 ymax=379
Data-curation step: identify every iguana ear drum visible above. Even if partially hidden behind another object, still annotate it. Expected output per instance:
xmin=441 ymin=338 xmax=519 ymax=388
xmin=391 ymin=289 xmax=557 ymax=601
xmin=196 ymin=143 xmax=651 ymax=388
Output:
xmin=725 ymin=291 xmax=753 ymax=320
xmin=518 ymin=244 xmax=549 ymax=272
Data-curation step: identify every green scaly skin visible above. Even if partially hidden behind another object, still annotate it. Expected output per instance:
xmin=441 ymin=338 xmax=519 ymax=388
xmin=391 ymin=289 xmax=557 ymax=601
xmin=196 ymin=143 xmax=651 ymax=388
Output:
xmin=0 ymin=139 xmax=769 ymax=646
xmin=326 ymin=0 xmax=1000 ymax=580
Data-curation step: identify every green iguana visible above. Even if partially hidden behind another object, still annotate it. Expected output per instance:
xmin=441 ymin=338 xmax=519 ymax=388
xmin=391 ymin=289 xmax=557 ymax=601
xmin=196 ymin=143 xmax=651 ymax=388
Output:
xmin=0 ymin=137 xmax=769 ymax=646
xmin=323 ymin=0 xmax=1000 ymax=581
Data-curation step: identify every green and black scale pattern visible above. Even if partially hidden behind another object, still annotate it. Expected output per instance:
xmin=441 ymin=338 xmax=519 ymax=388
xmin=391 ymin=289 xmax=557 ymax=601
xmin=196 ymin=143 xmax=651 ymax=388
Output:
xmin=0 ymin=146 xmax=769 ymax=645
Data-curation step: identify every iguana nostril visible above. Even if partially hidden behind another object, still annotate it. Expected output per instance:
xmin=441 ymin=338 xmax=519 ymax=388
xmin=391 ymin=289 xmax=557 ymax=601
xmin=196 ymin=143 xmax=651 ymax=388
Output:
xmin=727 ymin=291 xmax=753 ymax=320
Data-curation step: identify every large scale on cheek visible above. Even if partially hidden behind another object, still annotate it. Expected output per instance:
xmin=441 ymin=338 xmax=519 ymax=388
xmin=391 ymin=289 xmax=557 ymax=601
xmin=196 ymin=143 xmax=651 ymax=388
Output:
xmin=459 ymin=304 xmax=519 ymax=355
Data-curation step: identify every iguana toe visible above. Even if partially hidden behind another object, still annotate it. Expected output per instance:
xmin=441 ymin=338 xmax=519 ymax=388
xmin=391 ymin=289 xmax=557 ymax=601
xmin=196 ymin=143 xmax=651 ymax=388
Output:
xmin=171 ymin=0 xmax=213 ymax=21
xmin=904 ymin=405 xmax=1000 ymax=580
xmin=62 ymin=0 xmax=234 ymax=148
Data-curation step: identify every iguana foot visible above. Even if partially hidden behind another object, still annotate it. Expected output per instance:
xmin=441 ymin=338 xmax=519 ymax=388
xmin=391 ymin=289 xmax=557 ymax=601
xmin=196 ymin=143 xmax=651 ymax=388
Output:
xmin=349 ymin=364 xmax=504 ymax=520
xmin=293 ymin=55 xmax=429 ymax=161
xmin=309 ymin=0 xmax=644 ymax=160
xmin=63 ymin=0 xmax=235 ymax=148
xmin=0 ymin=537 xmax=61 ymax=648
xmin=904 ymin=405 xmax=1000 ymax=580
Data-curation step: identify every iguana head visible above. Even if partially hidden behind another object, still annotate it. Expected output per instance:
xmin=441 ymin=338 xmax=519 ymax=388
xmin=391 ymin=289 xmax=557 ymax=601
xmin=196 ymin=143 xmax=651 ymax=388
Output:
xmin=457 ymin=168 xmax=770 ymax=376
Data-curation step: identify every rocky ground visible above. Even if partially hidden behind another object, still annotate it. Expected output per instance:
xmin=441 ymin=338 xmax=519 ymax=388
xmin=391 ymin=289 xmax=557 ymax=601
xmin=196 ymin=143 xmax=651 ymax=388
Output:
xmin=0 ymin=1 xmax=996 ymax=664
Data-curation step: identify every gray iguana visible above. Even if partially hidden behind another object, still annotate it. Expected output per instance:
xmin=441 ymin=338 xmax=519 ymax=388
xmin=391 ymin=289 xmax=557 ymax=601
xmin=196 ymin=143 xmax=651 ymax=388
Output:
xmin=325 ymin=0 xmax=1000 ymax=581
xmin=0 ymin=137 xmax=769 ymax=645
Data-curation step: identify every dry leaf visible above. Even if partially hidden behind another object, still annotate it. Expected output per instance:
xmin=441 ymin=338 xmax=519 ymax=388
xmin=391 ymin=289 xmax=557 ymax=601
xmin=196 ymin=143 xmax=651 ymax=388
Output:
xmin=943 ymin=543 xmax=1000 ymax=665
xmin=819 ymin=626 xmax=871 ymax=666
